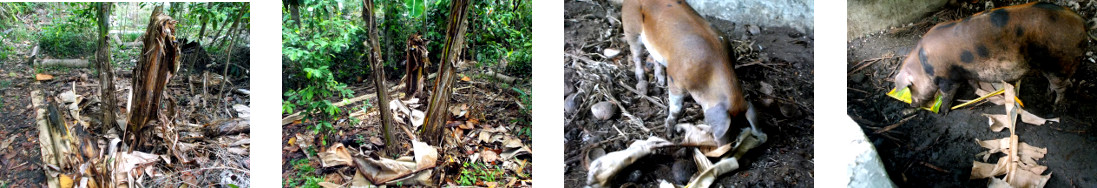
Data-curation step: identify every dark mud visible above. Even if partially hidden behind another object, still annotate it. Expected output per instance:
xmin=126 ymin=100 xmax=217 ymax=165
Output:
xmin=563 ymin=0 xmax=814 ymax=187
xmin=847 ymin=1 xmax=1097 ymax=186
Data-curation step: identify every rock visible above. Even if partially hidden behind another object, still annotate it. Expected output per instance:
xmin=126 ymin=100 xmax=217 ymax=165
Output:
xmin=604 ymin=48 xmax=621 ymax=58
xmin=588 ymin=147 xmax=606 ymax=160
xmin=627 ymin=169 xmax=643 ymax=182
xmin=565 ymin=93 xmax=582 ymax=114
xmin=761 ymin=98 xmax=775 ymax=108
xmin=780 ymin=103 xmax=801 ymax=118
xmin=591 ymin=102 xmax=616 ymax=120
xmin=748 ymin=25 xmax=761 ymax=35
xmin=672 ymin=159 xmax=696 ymax=185
xmin=759 ymin=82 xmax=774 ymax=95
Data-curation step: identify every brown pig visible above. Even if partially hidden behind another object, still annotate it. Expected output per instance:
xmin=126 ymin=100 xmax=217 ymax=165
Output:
xmin=622 ymin=0 xmax=761 ymax=145
xmin=893 ymin=2 xmax=1088 ymax=114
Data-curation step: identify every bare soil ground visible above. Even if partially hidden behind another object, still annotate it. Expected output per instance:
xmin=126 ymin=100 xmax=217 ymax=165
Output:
xmin=563 ymin=0 xmax=814 ymax=187
xmin=847 ymin=1 xmax=1097 ymax=186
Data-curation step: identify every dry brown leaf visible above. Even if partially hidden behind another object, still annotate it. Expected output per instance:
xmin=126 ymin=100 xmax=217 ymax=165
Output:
xmin=457 ymin=121 xmax=474 ymax=130
xmin=319 ymin=143 xmax=353 ymax=167
xmin=676 ymin=123 xmax=718 ymax=147
xmin=355 ymin=156 xmax=415 ymax=184
xmin=351 ymin=170 xmax=371 ymax=187
xmin=482 ymin=149 xmax=499 ymax=163
xmin=35 ymin=73 xmax=54 ymax=81
xmin=685 ymin=157 xmax=740 ymax=188
xmin=412 ymin=141 xmax=438 ymax=171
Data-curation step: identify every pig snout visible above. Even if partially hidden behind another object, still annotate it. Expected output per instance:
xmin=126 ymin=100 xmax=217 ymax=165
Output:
xmin=705 ymin=103 xmax=732 ymax=145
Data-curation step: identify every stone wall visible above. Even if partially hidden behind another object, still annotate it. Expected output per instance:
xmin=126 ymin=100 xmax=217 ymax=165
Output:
xmin=847 ymin=0 xmax=948 ymax=38
xmin=686 ymin=0 xmax=814 ymax=33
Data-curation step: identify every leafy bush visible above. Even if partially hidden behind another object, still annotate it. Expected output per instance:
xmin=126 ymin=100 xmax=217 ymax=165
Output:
xmin=282 ymin=0 xmax=361 ymax=136
xmin=38 ymin=3 xmax=97 ymax=59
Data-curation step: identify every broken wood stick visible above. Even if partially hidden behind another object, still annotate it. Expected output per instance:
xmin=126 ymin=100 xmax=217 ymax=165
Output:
xmin=36 ymin=59 xmax=90 ymax=68
xmin=281 ymin=82 xmax=409 ymax=126
xmin=485 ymin=69 xmax=518 ymax=83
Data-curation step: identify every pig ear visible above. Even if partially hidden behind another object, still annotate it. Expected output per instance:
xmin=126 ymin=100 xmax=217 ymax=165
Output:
xmin=705 ymin=103 xmax=731 ymax=141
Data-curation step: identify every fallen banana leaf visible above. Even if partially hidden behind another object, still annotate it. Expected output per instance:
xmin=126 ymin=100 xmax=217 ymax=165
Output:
xmin=984 ymin=110 xmax=1058 ymax=132
xmin=319 ymin=143 xmax=353 ymax=167
xmin=684 ymin=157 xmax=739 ymax=188
xmin=586 ymin=137 xmax=673 ymax=188
xmin=354 ymin=141 xmax=438 ymax=185
xmin=36 ymin=73 xmax=54 ymax=81
xmin=676 ymin=124 xmax=717 ymax=148
xmin=112 ymin=151 xmax=161 ymax=187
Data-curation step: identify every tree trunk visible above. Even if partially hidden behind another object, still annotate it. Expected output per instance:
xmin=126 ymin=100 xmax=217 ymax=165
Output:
xmin=97 ymin=2 xmax=116 ymax=134
xmin=421 ymin=0 xmax=471 ymax=146
xmin=198 ymin=2 xmax=212 ymax=40
xmin=218 ymin=5 xmax=247 ymax=103
xmin=363 ymin=0 xmax=396 ymax=154
xmin=127 ymin=8 xmax=180 ymax=152
xmin=284 ymin=0 xmax=301 ymax=30
xmin=214 ymin=5 xmax=244 ymax=51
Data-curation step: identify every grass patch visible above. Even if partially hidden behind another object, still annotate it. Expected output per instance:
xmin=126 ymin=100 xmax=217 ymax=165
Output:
xmin=283 ymin=158 xmax=324 ymax=187
xmin=456 ymin=161 xmax=506 ymax=186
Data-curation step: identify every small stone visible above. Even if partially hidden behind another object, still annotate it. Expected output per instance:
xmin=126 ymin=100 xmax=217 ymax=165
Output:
xmin=603 ymin=48 xmax=621 ymax=58
xmin=672 ymin=159 xmax=696 ymax=185
xmin=591 ymin=102 xmax=616 ymax=120
xmin=627 ymin=169 xmax=643 ymax=182
xmin=587 ymin=147 xmax=605 ymax=161
xmin=565 ymin=93 xmax=582 ymax=114
xmin=748 ymin=25 xmax=761 ymax=35
xmin=759 ymin=82 xmax=774 ymax=95
xmin=780 ymin=103 xmax=801 ymax=118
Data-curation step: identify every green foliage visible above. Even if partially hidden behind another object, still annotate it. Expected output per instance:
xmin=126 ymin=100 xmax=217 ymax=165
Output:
xmin=466 ymin=0 xmax=532 ymax=77
xmin=457 ymin=161 xmax=505 ymax=186
xmin=284 ymin=158 xmax=324 ymax=187
xmin=39 ymin=29 xmax=95 ymax=58
xmin=35 ymin=3 xmax=96 ymax=59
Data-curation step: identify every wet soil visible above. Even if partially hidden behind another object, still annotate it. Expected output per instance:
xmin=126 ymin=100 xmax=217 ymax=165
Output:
xmin=563 ymin=0 xmax=814 ymax=187
xmin=847 ymin=1 xmax=1097 ymax=187
xmin=0 ymin=61 xmax=47 ymax=186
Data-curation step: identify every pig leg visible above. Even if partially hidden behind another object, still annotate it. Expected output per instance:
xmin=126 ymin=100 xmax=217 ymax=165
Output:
xmin=665 ymin=78 xmax=686 ymax=135
xmin=1043 ymin=71 xmax=1071 ymax=106
xmin=744 ymin=102 xmax=766 ymax=144
xmin=654 ymin=62 xmax=666 ymax=88
xmin=937 ymin=80 xmax=960 ymax=115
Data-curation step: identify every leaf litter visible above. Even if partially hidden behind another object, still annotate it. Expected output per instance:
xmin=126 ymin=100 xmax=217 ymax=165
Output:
xmin=283 ymin=67 xmax=533 ymax=187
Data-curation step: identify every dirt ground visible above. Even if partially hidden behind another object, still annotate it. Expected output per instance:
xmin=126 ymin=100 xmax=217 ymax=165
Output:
xmin=847 ymin=1 xmax=1097 ymax=187
xmin=562 ymin=0 xmax=814 ymax=187
xmin=0 ymin=61 xmax=48 ymax=185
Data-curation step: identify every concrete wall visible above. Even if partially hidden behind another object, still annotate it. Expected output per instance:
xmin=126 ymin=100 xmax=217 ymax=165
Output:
xmin=847 ymin=0 xmax=948 ymax=38
xmin=686 ymin=0 xmax=814 ymax=33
